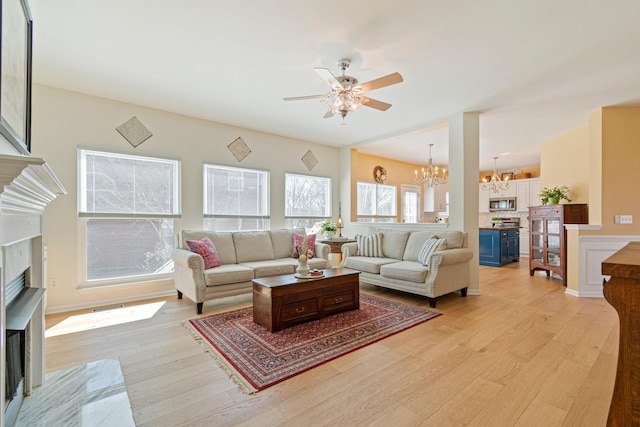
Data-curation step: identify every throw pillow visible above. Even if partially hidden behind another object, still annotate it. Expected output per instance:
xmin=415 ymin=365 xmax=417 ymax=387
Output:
xmin=417 ymin=237 xmax=446 ymax=267
xmin=355 ymin=232 xmax=383 ymax=257
xmin=186 ymin=236 xmax=222 ymax=269
xmin=290 ymin=233 xmax=316 ymax=258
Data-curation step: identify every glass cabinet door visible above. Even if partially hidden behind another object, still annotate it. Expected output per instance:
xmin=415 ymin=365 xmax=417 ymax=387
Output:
xmin=532 ymin=234 xmax=544 ymax=248
xmin=531 ymin=219 xmax=543 ymax=233
xmin=532 ymin=248 xmax=543 ymax=263
xmin=548 ymin=235 xmax=560 ymax=249
xmin=547 ymin=219 xmax=560 ymax=234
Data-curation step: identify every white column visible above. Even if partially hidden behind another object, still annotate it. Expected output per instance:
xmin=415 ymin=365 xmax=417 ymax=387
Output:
xmin=448 ymin=112 xmax=480 ymax=294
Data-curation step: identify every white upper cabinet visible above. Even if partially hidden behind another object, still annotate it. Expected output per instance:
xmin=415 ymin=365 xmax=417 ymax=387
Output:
xmin=479 ymin=183 xmax=490 ymax=212
xmin=516 ymin=178 xmax=541 ymax=211
xmin=424 ymin=182 xmax=447 ymax=212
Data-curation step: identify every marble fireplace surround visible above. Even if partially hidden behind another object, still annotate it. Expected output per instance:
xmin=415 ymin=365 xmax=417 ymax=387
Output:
xmin=0 ymin=154 xmax=66 ymax=427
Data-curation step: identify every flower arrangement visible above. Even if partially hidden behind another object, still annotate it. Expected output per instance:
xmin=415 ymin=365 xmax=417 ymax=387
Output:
xmin=295 ymin=235 xmax=314 ymax=262
xmin=539 ymin=185 xmax=572 ymax=205
xmin=320 ymin=219 xmax=337 ymax=234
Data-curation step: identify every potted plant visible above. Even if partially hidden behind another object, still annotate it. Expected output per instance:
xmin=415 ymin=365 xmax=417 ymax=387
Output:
xmin=320 ymin=219 xmax=337 ymax=239
xmin=539 ymin=185 xmax=572 ymax=205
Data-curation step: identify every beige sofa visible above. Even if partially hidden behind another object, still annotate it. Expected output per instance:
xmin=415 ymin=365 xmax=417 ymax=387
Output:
xmin=172 ymin=229 xmax=331 ymax=314
xmin=341 ymin=228 xmax=473 ymax=308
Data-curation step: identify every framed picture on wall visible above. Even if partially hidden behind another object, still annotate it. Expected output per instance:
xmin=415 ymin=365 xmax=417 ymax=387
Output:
xmin=501 ymin=172 xmax=514 ymax=181
xmin=0 ymin=0 xmax=33 ymax=154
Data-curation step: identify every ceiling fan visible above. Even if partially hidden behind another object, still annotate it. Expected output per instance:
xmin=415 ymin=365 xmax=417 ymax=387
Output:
xmin=284 ymin=59 xmax=403 ymax=125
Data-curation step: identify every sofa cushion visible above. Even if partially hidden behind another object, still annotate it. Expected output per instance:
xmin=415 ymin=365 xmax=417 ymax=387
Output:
xmin=204 ymin=264 xmax=255 ymax=286
xmin=403 ymin=231 xmax=439 ymax=261
xmin=182 ymin=230 xmax=237 ymax=265
xmin=233 ymin=231 xmax=275 ymax=263
xmin=291 ymin=233 xmax=316 ymax=258
xmin=356 ymin=232 xmax=383 ymax=257
xmin=380 ymin=261 xmax=429 ymax=283
xmin=417 ymin=238 xmax=446 ymax=267
xmin=342 ymin=255 xmax=396 ymax=274
xmin=270 ymin=228 xmax=304 ymax=258
xmin=186 ymin=236 xmax=221 ymax=269
xmin=379 ymin=230 xmax=410 ymax=260
xmin=437 ymin=230 xmax=466 ymax=249
xmin=239 ymin=260 xmax=295 ymax=277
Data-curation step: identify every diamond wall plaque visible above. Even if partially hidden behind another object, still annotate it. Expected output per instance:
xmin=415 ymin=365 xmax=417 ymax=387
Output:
xmin=301 ymin=150 xmax=318 ymax=171
xmin=116 ymin=116 xmax=152 ymax=147
xmin=228 ymin=137 xmax=251 ymax=162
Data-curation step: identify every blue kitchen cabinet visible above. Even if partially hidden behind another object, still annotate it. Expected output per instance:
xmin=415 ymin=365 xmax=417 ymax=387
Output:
xmin=479 ymin=228 xmax=519 ymax=267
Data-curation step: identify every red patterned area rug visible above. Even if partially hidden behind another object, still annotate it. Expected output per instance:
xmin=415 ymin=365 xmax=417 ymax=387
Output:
xmin=184 ymin=293 xmax=441 ymax=393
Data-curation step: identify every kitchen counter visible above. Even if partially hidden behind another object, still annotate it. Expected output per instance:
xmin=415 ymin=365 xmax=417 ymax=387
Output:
xmin=601 ymin=242 xmax=640 ymax=425
xmin=479 ymin=226 xmax=520 ymax=230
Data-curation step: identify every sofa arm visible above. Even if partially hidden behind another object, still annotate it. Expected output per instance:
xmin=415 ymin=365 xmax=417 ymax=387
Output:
xmin=314 ymin=242 xmax=331 ymax=260
xmin=171 ymin=248 xmax=207 ymax=303
xmin=340 ymin=242 xmax=358 ymax=266
xmin=436 ymin=248 xmax=474 ymax=266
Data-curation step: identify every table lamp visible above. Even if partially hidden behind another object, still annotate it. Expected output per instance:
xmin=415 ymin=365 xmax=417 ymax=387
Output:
xmin=336 ymin=201 xmax=344 ymax=237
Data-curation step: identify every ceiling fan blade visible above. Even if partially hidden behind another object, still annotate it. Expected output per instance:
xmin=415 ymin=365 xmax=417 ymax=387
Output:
xmin=314 ymin=67 xmax=343 ymax=91
xmin=358 ymin=72 xmax=404 ymax=93
xmin=283 ymin=94 xmax=325 ymax=101
xmin=362 ymin=96 xmax=392 ymax=111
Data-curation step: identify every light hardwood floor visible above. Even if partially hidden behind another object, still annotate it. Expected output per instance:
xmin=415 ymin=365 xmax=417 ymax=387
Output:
xmin=44 ymin=261 xmax=618 ymax=426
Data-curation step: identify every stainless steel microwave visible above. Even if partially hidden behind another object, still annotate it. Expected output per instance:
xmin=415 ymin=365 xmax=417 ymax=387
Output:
xmin=489 ymin=197 xmax=517 ymax=211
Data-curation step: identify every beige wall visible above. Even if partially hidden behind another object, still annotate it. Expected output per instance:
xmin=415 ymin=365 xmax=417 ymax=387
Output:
xmin=600 ymin=106 xmax=640 ymax=234
xmin=540 ymin=125 xmax=589 ymax=204
xmin=349 ymin=150 xmax=440 ymax=222
xmin=31 ymin=84 xmax=341 ymax=313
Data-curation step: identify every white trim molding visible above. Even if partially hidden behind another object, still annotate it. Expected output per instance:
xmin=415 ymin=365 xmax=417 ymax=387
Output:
xmin=577 ymin=234 xmax=640 ymax=298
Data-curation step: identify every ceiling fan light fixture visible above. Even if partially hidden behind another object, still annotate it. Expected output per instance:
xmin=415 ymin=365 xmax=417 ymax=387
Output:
xmin=283 ymin=58 xmax=403 ymax=126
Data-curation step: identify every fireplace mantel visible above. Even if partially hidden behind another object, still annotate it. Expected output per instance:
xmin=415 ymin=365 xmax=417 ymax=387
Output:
xmin=0 ymin=153 xmax=67 ymax=216
xmin=1 ymin=153 xmax=66 ymax=427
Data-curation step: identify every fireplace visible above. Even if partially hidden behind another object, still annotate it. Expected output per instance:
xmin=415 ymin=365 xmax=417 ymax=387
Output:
xmin=0 ymin=154 xmax=66 ymax=427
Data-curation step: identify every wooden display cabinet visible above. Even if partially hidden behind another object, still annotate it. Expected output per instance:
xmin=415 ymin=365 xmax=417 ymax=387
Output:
xmin=528 ymin=204 xmax=588 ymax=285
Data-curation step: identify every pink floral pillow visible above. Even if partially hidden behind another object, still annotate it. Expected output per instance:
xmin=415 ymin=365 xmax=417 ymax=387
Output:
xmin=290 ymin=233 xmax=316 ymax=258
xmin=186 ymin=236 xmax=221 ymax=269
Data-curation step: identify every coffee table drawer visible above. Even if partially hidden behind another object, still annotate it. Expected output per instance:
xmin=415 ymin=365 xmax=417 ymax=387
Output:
xmin=281 ymin=299 xmax=318 ymax=322
xmin=323 ymin=291 xmax=354 ymax=312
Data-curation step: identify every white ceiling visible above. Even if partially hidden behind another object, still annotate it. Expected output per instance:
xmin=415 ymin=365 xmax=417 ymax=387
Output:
xmin=28 ymin=0 xmax=640 ymax=171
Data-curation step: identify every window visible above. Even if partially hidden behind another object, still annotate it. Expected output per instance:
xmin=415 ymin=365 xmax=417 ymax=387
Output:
xmin=204 ymin=164 xmax=269 ymax=231
xmin=78 ymin=149 xmax=180 ymax=284
xmin=356 ymin=181 xmax=397 ymax=223
xmin=284 ymin=173 xmax=331 ymax=229
xmin=401 ymin=184 xmax=420 ymax=223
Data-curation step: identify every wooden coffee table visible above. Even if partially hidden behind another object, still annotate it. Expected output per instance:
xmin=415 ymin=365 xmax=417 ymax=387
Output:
xmin=252 ymin=267 xmax=360 ymax=332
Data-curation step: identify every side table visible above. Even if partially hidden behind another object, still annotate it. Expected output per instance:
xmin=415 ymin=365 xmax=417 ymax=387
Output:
xmin=319 ymin=238 xmax=356 ymax=264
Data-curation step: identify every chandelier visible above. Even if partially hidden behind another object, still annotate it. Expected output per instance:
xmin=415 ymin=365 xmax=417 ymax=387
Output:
xmin=414 ymin=143 xmax=447 ymax=187
xmin=482 ymin=157 xmax=510 ymax=193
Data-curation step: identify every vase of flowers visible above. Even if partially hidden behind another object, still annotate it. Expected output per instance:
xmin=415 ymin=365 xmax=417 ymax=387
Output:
xmin=320 ymin=219 xmax=337 ymax=240
xmin=295 ymin=235 xmax=313 ymax=277
xmin=296 ymin=258 xmax=309 ymax=277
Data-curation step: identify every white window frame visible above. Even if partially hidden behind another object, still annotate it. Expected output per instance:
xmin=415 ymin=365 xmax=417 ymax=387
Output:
xmin=77 ymin=148 xmax=181 ymax=288
xmin=401 ymin=184 xmax=421 ymax=224
xmin=203 ymin=164 xmax=270 ymax=231
xmin=284 ymin=172 xmax=331 ymax=229
xmin=356 ymin=181 xmax=397 ymax=223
